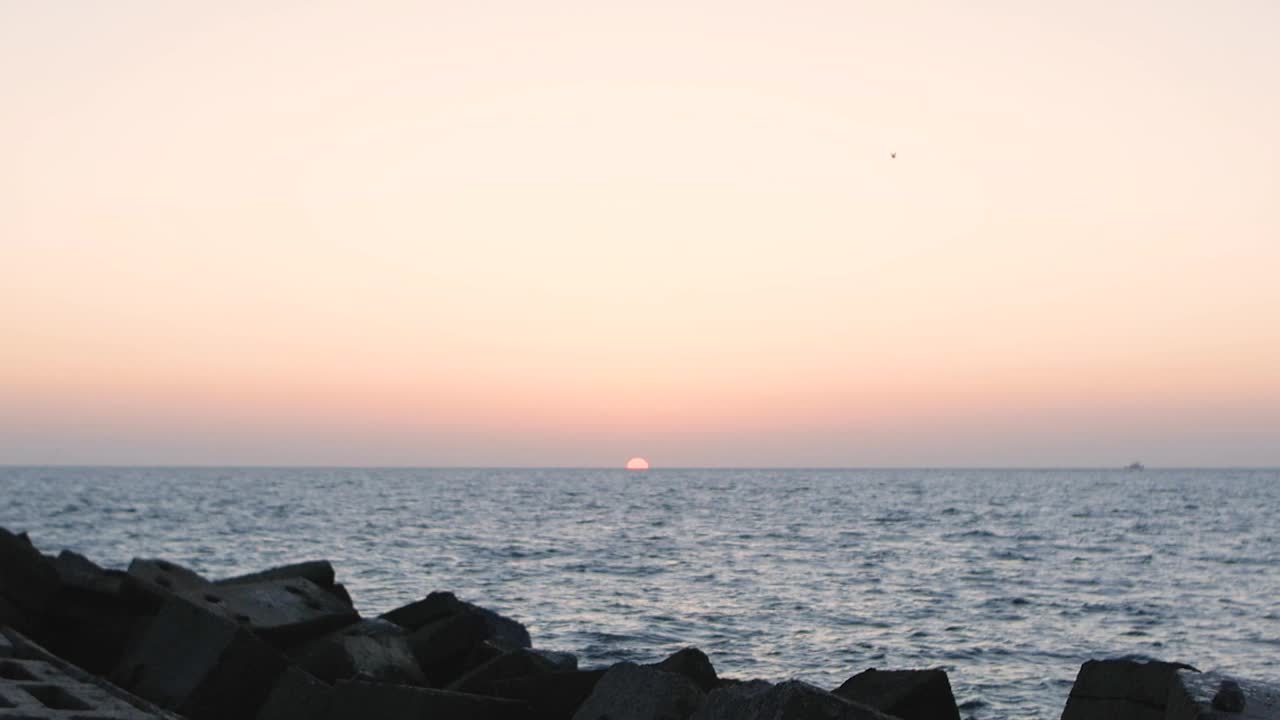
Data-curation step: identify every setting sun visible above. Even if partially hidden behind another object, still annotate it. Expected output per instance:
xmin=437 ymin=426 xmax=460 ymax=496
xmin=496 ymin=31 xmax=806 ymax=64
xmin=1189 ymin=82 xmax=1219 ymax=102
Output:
xmin=625 ymin=457 xmax=650 ymax=471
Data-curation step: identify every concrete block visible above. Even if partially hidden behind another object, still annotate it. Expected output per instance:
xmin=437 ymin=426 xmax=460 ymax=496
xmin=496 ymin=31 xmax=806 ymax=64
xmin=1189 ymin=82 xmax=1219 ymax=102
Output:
xmin=572 ymin=662 xmax=705 ymax=720
xmin=486 ymin=669 xmax=607 ymax=720
xmin=1 ymin=626 xmax=183 ymax=719
xmin=0 ymin=657 xmax=157 ymax=718
xmin=447 ymin=647 xmax=563 ymax=695
xmin=255 ymin=666 xmax=333 ymax=720
xmin=648 ymin=648 xmax=718 ymax=693
xmin=320 ymin=679 xmax=532 ymax=720
xmin=691 ymin=680 xmax=897 ymax=720
xmin=217 ymin=561 xmax=336 ymax=593
xmin=1166 ymin=669 xmax=1280 ymax=720
xmin=1060 ymin=658 xmax=1196 ymax=720
xmin=110 ymin=594 xmax=288 ymax=720
xmin=290 ymin=618 xmax=426 ymax=686
xmin=832 ymin=668 xmax=961 ymax=720
xmin=125 ymin=559 xmax=210 ymax=594
xmin=180 ymin=578 xmax=359 ymax=646
xmin=383 ymin=592 xmax=531 ymax=650
xmin=0 ymin=528 xmax=59 ymax=624
xmin=407 ymin=611 xmax=489 ymax=686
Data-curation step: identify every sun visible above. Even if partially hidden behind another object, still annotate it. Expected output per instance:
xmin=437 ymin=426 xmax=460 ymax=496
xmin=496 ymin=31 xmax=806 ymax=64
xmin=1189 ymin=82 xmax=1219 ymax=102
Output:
xmin=625 ymin=457 xmax=650 ymax=471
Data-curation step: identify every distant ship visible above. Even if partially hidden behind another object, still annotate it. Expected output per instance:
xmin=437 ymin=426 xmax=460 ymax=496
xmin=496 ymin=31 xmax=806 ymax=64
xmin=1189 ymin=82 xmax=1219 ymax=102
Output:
xmin=1124 ymin=462 xmax=1145 ymax=471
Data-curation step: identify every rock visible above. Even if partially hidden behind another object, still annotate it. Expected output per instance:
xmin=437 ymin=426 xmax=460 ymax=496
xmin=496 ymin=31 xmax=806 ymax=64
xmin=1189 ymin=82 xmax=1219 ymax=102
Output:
xmin=534 ymin=649 xmax=578 ymax=672
xmin=217 ymin=560 xmax=336 ymax=590
xmin=648 ymin=648 xmax=718 ymax=693
xmin=1166 ymin=669 xmax=1279 ymax=720
xmin=406 ymin=609 xmax=490 ymax=685
xmin=3 ymin=626 xmax=185 ymax=719
xmin=383 ymin=591 xmax=531 ymax=650
xmin=255 ymin=666 xmax=334 ymax=720
xmin=1060 ymin=657 xmax=1198 ymax=720
xmin=0 ymin=527 xmax=59 ymax=632
xmin=290 ymin=618 xmax=427 ymax=686
xmin=110 ymin=593 xmax=289 ymax=720
xmin=572 ymin=662 xmax=705 ymax=720
xmin=1214 ymin=680 xmax=1248 ymax=712
xmin=42 ymin=570 xmax=147 ymax=675
xmin=178 ymin=577 xmax=359 ymax=646
xmin=487 ymin=669 xmax=608 ymax=720
xmin=448 ymin=647 xmax=566 ymax=695
xmin=319 ymin=678 xmax=532 ymax=720
xmin=691 ymin=680 xmax=897 ymax=720
xmin=832 ymin=668 xmax=961 ymax=720
xmin=126 ymin=558 xmax=211 ymax=594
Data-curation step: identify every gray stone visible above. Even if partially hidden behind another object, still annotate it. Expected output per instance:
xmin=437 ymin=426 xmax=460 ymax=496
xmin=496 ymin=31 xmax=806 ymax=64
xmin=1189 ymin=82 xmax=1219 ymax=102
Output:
xmin=533 ymin=649 xmax=578 ymax=672
xmin=691 ymin=680 xmax=897 ymax=720
xmin=179 ymin=577 xmax=359 ymax=646
xmin=1 ymin=627 xmax=184 ymax=719
xmin=254 ymin=666 xmax=333 ymax=720
xmin=407 ymin=610 xmax=490 ymax=685
xmin=487 ymin=669 xmax=607 ymax=720
xmin=0 ymin=654 xmax=161 ymax=719
xmin=318 ymin=679 xmax=532 ymax=720
xmin=648 ymin=648 xmax=718 ymax=693
xmin=448 ymin=647 xmax=564 ymax=695
xmin=832 ymin=668 xmax=961 ymax=720
xmin=290 ymin=618 xmax=426 ymax=686
xmin=383 ymin=592 xmax=531 ymax=649
xmin=126 ymin=558 xmax=210 ymax=594
xmin=1060 ymin=658 xmax=1198 ymax=720
xmin=572 ymin=662 xmax=705 ymax=720
xmin=217 ymin=560 xmax=336 ymax=590
xmin=1166 ymin=669 xmax=1280 ymax=720
xmin=0 ymin=528 xmax=59 ymax=630
xmin=110 ymin=594 xmax=288 ymax=720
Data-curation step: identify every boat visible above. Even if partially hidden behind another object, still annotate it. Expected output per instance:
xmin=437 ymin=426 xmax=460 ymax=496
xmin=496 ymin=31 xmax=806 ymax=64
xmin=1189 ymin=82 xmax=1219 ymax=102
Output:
xmin=1124 ymin=462 xmax=1145 ymax=471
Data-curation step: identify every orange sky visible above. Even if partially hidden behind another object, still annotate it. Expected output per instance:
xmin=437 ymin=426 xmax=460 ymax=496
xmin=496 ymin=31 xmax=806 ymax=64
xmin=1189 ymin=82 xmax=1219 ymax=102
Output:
xmin=2 ymin=1 xmax=1278 ymax=466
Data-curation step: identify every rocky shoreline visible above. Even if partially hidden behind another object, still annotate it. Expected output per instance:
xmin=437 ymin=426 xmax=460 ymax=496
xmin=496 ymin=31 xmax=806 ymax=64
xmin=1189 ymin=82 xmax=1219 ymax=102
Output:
xmin=0 ymin=526 xmax=1274 ymax=719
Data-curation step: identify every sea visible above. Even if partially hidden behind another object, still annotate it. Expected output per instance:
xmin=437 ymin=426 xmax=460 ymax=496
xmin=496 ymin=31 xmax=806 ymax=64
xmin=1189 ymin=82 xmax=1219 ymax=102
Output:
xmin=1 ymin=467 xmax=1277 ymax=719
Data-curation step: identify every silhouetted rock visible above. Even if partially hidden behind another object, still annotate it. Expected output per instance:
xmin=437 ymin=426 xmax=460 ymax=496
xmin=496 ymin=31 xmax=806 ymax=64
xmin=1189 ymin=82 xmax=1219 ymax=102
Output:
xmin=487 ymin=669 xmax=608 ymax=720
xmin=218 ymin=560 xmax=336 ymax=590
xmin=1060 ymin=657 xmax=1199 ymax=720
xmin=648 ymin=647 xmax=719 ymax=693
xmin=110 ymin=593 xmax=289 ymax=720
xmin=383 ymin=591 xmax=531 ymax=650
xmin=832 ymin=668 xmax=960 ymax=720
xmin=178 ymin=577 xmax=358 ymax=646
xmin=320 ymin=678 xmax=532 ymax=720
xmin=126 ymin=558 xmax=210 ymax=594
xmin=691 ymin=679 xmax=897 ymax=720
xmin=255 ymin=666 xmax=334 ymax=720
xmin=572 ymin=661 xmax=705 ymax=720
xmin=42 ymin=556 xmax=147 ymax=675
xmin=406 ymin=609 xmax=490 ymax=685
xmin=448 ymin=646 xmax=563 ymax=695
xmin=290 ymin=618 xmax=426 ymax=686
xmin=0 ymin=527 xmax=59 ymax=634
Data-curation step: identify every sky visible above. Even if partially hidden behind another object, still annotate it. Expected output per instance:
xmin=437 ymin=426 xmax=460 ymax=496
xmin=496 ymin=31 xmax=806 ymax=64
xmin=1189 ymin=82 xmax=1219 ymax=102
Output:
xmin=2 ymin=1 xmax=1278 ymax=467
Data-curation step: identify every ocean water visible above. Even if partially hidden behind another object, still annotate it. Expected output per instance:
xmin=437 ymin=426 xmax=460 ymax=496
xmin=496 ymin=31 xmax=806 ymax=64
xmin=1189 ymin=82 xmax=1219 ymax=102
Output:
xmin=1 ymin=467 xmax=1277 ymax=718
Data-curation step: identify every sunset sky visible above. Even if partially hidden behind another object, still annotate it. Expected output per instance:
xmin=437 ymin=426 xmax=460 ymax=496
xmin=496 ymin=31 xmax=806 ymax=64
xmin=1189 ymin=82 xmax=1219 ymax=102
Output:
xmin=3 ymin=1 xmax=1277 ymax=467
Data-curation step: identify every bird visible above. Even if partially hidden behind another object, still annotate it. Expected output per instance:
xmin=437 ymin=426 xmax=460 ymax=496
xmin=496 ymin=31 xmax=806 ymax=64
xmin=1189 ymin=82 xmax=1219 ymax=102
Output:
xmin=891 ymin=152 xmax=897 ymax=159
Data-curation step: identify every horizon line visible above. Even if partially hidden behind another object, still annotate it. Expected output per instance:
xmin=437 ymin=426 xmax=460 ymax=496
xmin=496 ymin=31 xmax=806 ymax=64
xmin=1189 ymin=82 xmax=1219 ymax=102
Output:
xmin=3 ymin=463 xmax=1278 ymax=471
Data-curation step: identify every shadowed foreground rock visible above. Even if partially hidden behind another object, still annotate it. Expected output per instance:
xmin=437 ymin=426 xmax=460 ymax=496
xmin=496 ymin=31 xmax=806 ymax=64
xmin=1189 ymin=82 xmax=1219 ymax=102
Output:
xmin=572 ymin=662 xmax=705 ymax=720
xmin=18 ymin=525 xmax=1276 ymax=720
xmin=833 ymin=668 xmax=961 ymax=720
xmin=1060 ymin=658 xmax=1198 ymax=720
xmin=692 ymin=679 xmax=898 ymax=720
